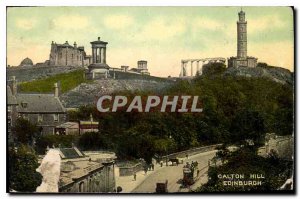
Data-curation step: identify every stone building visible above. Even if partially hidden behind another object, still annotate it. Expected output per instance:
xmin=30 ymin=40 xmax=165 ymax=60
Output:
xmin=49 ymin=41 xmax=91 ymax=67
xmin=58 ymin=147 xmax=116 ymax=193
xmin=228 ymin=10 xmax=257 ymax=68
xmin=7 ymin=76 xmax=67 ymax=135
xmin=86 ymin=37 xmax=110 ymax=79
xmin=19 ymin=57 xmax=34 ymax=67
xmin=128 ymin=60 xmax=150 ymax=75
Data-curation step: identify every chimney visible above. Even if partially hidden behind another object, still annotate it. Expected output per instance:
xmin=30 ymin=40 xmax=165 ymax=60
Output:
xmin=74 ymin=41 xmax=77 ymax=48
xmin=10 ymin=76 xmax=17 ymax=96
xmin=54 ymin=82 xmax=59 ymax=97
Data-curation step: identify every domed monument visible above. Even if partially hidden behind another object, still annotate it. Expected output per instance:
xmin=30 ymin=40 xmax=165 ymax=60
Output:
xmin=86 ymin=37 xmax=110 ymax=79
xmin=19 ymin=57 xmax=34 ymax=67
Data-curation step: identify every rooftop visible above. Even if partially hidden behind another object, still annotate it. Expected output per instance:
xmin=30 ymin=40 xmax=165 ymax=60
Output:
xmin=16 ymin=93 xmax=66 ymax=113
xmin=90 ymin=37 xmax=108 ymax=45
xmin=7 ymin=86 xmax=18 ymax=105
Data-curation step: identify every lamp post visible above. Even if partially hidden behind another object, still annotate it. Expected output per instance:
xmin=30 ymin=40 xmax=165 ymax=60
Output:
xmin=166 ymin=134 xmax=172 ymax=166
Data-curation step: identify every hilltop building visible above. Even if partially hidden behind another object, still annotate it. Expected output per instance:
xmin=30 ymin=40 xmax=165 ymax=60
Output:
xmin=129 ymin=60 xmax=150 ymax=75
xmin=49 ymin=41 xmax=91 ymax=67
xmin=228 ymin=10 xmax=257 ymax=68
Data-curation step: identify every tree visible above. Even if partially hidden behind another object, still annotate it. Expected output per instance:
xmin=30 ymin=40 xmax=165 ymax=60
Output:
xmin=78 ymin=132 xmax=112 ymax=151
xmin=9 ymin=145 xmax=42 ymax=192
xmin=202 ymin=62 xmax=226 ymax=76
xmin=257 ymin=62 xmax=268 ymax=68
xmin=13 ymin=118 xmax=39 ymax=145
xmin=230 ymin=109 xmax=266 ymax=147
xmin=215 ymin=144 xmax=230 ymax=164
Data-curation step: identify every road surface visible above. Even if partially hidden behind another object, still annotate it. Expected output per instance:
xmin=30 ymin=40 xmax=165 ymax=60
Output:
xmin=132 ymin=150 xmax=216 ymax=193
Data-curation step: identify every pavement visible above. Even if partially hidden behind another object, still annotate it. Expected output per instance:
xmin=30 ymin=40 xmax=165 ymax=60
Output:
xmin=115 ymin=150 xmax=217 ymax=193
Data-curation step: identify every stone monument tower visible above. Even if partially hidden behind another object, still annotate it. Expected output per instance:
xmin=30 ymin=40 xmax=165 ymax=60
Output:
xmin=237 ymin=10 xmax=247 ymax=58
xmin=228 ymin=9 xmax=257 ymax=68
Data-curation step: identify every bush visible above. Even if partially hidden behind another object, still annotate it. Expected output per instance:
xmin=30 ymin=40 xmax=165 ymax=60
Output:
xmin=9 ymin=145 xmax=42 ymax=192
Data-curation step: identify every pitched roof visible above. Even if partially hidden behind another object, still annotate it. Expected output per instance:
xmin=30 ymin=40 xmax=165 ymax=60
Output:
xmin=7 ymin=86 xmax=18 ymax=105
xmin=58 ymin=147 xmax=85 ymax=159
xmin=16 ymin=93 xmax=66 ymax=113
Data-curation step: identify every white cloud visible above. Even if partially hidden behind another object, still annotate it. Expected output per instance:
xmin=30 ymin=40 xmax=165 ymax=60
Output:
xmin=248 ymin=15 xmax=286 ymax=34
xmin=52 ymin=15 xmax=90 ymax=30
xmin=192 ymin=17 xmax=224 ymax=31
xmin=103 ymin=14 xmax=134 ymax=30
xmin=15 ymin=18 xmax=37 ymax=30
xmin=135 ymin=17 xmax=186 ymax=41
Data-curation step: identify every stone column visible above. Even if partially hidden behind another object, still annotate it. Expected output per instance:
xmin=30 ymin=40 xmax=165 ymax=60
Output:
xmin=103 ymin=48 xmax=106 ymax=64
xmin=92 ymin=48 xmax=96 ymax=63
xmin=99 ymin=48 xmax=102 ymax=63
xmin=200 ymin=61 xmax=203 ymax=75
xmin=190 ymin=61 xmax=193 ymax=77
xmin=95 ymin=48 xmax=98 ymax=63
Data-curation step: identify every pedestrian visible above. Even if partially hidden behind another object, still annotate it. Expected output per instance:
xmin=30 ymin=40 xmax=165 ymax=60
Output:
xmin=133 ymin=172 xmax=137 ymax=181
xmin=160 ymin=161 xmax=163 ymax=167
xmin=197 ymin=169 xmax=200 ymax=177
xmin=144 ymin=166 xmax=148 ymax=175
xmin=186 ymin=153 xmax=189 ymax=159
xmin=152 ymin=163 xmax=155 ymax=170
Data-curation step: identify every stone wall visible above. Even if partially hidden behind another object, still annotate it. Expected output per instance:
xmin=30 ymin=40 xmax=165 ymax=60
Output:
xmin=20 ymin=112 xmax=66 ymax=135
xmin=60 ymin=162 xmax=115 ymax=193
xmin=159 ymin=144 xmax=221 ymax=161
xmin=265 ymin=134 xmax=294 ymax=161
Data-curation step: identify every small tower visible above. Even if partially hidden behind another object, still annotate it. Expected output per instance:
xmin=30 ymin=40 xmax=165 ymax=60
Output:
xmin=237 ymin=9 xmax=247 ymax=58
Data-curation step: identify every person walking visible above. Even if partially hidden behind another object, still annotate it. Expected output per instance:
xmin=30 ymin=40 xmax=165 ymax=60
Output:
xmin=133 ymin=172 xmax=137 ymax=181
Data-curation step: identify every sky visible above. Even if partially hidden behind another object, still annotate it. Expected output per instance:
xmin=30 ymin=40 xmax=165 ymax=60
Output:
xmin=6 ymin=6 xmax=294 ymax=77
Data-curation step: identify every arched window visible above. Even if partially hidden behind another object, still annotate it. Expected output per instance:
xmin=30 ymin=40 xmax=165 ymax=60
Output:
xmin=79 ymin=181 xmax=84 ymax=192
xmin=89 ymin=178 xmax=92 ymax=192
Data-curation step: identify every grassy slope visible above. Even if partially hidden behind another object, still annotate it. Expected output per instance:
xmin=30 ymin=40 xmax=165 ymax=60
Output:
xmin=19 ymin=69 xmax=87 ymax=94
xmin=18 ymin=69 xmax=172 ymax=94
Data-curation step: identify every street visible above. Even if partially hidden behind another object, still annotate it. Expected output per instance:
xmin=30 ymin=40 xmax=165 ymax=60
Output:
xmin=131 ymin=150 xmax=217 ymax=193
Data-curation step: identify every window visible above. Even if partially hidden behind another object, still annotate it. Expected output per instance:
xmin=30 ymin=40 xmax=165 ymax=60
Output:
xmin=21 ymin=102 xmax=28 ymax=108
xmin=22 ymin=114 xmax=28 ymax=120
xmin=53 ymin=114 xmax=59 ymax=122
xmin=79 ymin=181 xmax=84 ymax=192
xmin=38 ymin=114 xmax=43 ymax=122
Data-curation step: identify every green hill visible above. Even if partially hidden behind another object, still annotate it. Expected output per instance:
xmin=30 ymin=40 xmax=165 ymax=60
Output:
xmin=19 ymin=69 xmax=88 ymax=94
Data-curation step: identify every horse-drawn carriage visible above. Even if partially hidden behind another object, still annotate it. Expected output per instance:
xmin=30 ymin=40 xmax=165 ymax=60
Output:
xmin=182 ymin=161 xmax=198 ymax=186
